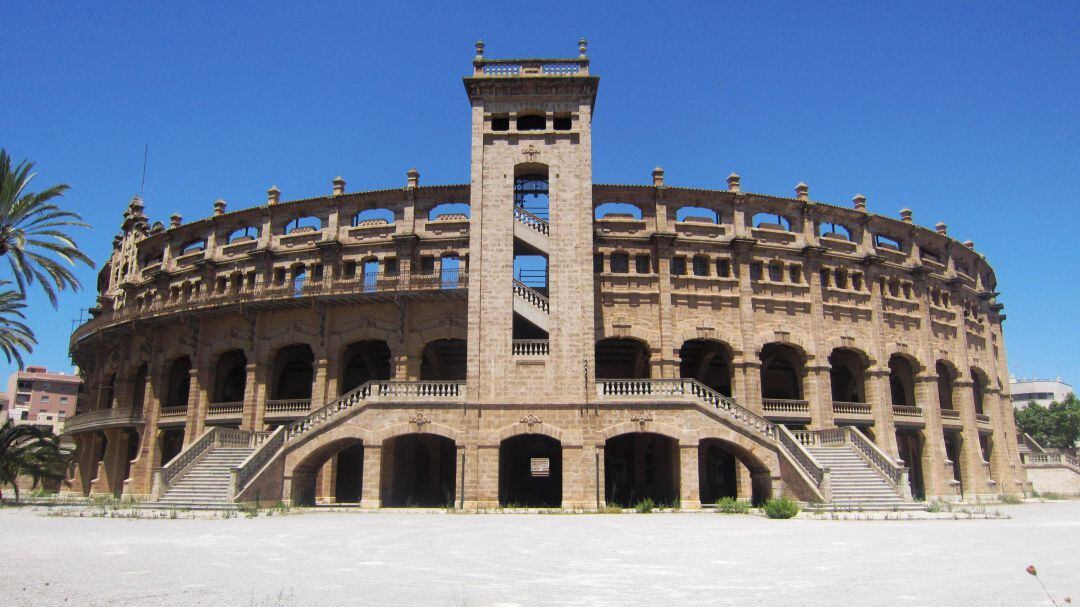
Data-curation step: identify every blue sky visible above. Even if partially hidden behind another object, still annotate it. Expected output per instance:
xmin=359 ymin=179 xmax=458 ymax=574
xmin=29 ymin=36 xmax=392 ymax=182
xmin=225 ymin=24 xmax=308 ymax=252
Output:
xmin=0 ymin=1 xmax=1077 ymax=386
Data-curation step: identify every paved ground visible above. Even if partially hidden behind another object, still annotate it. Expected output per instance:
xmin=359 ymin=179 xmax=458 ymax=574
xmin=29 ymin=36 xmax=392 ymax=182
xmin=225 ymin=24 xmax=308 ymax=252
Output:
xmin=1 ymin=502 xmax=1077 ymax=606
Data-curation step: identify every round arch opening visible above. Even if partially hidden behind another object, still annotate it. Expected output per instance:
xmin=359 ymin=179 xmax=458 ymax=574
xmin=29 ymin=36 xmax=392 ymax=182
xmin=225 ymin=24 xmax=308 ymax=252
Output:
xmin=499 ymin=434 xmax=562 ymax=508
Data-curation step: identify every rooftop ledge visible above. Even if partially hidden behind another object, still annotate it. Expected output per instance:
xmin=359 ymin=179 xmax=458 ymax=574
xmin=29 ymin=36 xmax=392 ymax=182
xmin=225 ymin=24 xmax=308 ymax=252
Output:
xmin=472 ymin=58 xmax=590 ymax=77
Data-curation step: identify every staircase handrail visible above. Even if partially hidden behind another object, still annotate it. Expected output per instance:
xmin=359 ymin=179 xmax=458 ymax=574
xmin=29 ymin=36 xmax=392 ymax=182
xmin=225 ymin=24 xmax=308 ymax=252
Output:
xmin=513 ymin=206 xmax=550 ymax=235
xmin=512 ymin=280 xmax=550 ymax=312
xmin=156 ymin=426 xmax=217 ymax=492
xmin=776 ymin=424 xmax=829 ymax=490
xmin=682 ymin=379 xmax=776 ymax=440
xmin=845 ymin=426 xmax=911 ymax=499
xmin=230 ymin=425 xmax=287 ymax=498
xmin=1021 ymin=432 xmax=1046 ymax=454
xmin=286 ymin=381 xmax=377 ymax=441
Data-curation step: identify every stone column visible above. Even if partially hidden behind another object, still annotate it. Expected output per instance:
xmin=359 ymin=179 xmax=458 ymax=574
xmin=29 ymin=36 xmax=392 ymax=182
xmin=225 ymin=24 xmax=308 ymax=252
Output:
xmin=458 ymin=443 xmax=478 ymax=510
xmin=914 ymin=373 xmax=953 ymax=498
xmin=316 ymin=457 xmax=337 ymax=504
xmin=359 ymin=444 xmax=382 ymax=509
xmin=593 ymin=442 xmax=606 ymax=509
xmin=476 ymin=444 xmax=499 ymax=509
xmin=311 ymin=355 xmax=330 ymax=409
xmin=66 ymin=433 xmax=97 ymax=497
xmin=562 ymin=444 xmax=587 ymax=509
xmin=182 ymin=366 xmax=203 ymax=445
xmin=954 ymin=378 xmax=990 ymax=498
xmin=679 ymin=443 xmax=701 ymax=510
xmin=251 ymin=362 xmax=270 ymax=431
xmin=866 ymin=368 xmax=900 ymax=455
xmin=240 ymin=362 xmax=259 ymax=431
xmin=127 ymin=363 xmax=166 ymax=498
xmin=89 ymin=428 xmax=125 ymax=498
xmin=805 ymin=364 xmax=832 ymax=429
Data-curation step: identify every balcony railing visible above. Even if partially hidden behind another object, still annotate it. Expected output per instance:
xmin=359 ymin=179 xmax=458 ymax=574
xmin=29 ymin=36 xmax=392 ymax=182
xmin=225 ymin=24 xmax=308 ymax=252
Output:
xmin=975 ymin=413 xmax=991 ymax=424
xmin=207 ymin=401 xmax=244 ymax=416
xmin=61 ymin=406 xmax=143 ymax=435
xmin=71 ymin=269 xmax=469 ymax=346
xmin=832 ymin=401 xmax=872 ymax=416
xmin=159 ymin=406 xmax=187 ymax=419
xmin=940 ymin=408 xmax=961 ymax=420
xmin=474 ymin=58 xmax=589 ymax=78
xmin=512 ymin=339 xmax=549 ymax=356
xmin=892 ymin=405 xmax=924 ymax=418
xmin=265 ymin=399 xmax=312 ymax=414
xmin=762 ymin=399 xmax=811 ymax=415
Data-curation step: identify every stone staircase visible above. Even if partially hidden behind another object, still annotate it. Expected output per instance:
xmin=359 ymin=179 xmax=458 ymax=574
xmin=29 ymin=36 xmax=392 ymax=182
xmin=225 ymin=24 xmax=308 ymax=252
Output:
xmin=149 ymin=446 xmax=253 ymax=509
xmin=806 ymin=445 xmax=922 ymax=510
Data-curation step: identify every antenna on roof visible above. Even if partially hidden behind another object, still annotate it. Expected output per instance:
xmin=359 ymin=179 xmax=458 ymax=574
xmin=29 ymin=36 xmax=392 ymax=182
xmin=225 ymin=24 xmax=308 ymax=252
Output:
xmin=140 ymin=144 xmax=149 ymax=198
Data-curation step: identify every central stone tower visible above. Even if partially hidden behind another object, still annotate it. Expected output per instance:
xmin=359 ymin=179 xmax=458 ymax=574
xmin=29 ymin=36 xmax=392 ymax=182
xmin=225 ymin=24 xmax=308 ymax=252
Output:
xmin=463 ymin=40 xmax=599 ymax=404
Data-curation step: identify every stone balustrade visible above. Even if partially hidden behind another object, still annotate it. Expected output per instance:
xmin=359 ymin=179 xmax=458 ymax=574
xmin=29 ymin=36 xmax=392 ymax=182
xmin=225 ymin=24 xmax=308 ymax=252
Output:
xmin=61 ymin=406 xmax=144 ymax=435
xmin=512 ymin=339 xmax=550 ymax=356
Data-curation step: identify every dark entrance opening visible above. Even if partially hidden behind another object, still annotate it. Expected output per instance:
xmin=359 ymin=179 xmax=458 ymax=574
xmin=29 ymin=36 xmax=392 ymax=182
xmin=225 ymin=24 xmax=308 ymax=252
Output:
xmin=499 ymin=434 xmax=562 ymax=508
xmin=334 ymin=443 xmax=365 ymax=503
xmin=679 ymin=339 xmax=733 ymax=396
xmin=699 ymin=441 xmax=737 ymax=504
xmin=604 ymin=433 xmax=678 ymax=507
xmin=944 ymin=431 xmax=964 ymax=496
xmin=895 ymin=429 xmax=926 ymax=500
xmin=340 ymin=340 xmax=392 ymax=394
xmin=159 ymin=428 xmax=185 ymax=464
xmin=381 ymin=434 xmax=456 ymax=507
xmin=595 ymin=338 xmax=651 ymax=379
xmin=420 ymin=339 xmax=467 ymax=381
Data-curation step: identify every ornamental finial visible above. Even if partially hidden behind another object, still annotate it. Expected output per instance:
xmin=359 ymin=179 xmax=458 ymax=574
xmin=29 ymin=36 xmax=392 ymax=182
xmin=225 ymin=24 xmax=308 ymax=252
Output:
xmin=475 ymin=39 xmax=485 ymax=58
xmin=579 ymin=38 xmax=588 ymax=58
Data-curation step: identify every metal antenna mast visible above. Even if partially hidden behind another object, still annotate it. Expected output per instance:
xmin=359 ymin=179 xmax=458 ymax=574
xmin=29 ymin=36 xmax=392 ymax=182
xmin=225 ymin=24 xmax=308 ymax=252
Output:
xmin=140 ymin=145 xmax=149 ymax=198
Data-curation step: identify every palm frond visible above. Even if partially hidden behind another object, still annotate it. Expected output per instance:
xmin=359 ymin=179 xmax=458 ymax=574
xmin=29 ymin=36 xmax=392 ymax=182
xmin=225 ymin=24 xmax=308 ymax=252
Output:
xmin=0 ymin=149 xmax=94 ymax=307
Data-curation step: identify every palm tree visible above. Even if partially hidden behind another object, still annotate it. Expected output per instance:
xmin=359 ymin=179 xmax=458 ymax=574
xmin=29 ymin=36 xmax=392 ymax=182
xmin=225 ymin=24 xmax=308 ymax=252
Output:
xmin=0 ymin=149 xmax=93 ymax=307
xmin=0 ymin=283 xmax=35 ymax=369
xmin=0 ymin=418 xmax=70 ymax=502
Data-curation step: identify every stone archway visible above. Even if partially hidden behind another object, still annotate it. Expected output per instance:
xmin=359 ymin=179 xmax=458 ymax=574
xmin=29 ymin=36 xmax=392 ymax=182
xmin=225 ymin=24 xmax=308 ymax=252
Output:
xmin=499 ymin=434 xmax=562 ymax=508
xmin=604 ymin=432 xmax=678 ymax=507
xmin=380 ymin=433 xmax=456 ymax=507
xmin=288 ymin=437 xmax=365 ymax=506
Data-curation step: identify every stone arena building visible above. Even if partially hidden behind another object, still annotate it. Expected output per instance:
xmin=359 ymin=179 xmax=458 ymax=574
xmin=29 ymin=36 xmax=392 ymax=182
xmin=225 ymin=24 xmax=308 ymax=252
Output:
xmin=61 ymin=42 xmax=1026 ymax=509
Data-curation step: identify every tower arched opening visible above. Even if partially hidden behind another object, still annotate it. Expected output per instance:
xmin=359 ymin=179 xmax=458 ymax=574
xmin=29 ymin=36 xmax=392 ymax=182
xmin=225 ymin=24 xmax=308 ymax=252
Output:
xmin=604 ymin=432 xmax=678 ymax=507
xmin=499 ymin=434 xmax=562 ymax=508
xmin=271 ymin=344 xmax=315 ymax=400
xmin=380 ymin=434 xmax=456 ymax=507
xmin=678 ymin=339 xmax=733 ymax=396
xmin=340 ymin=340 xmax=392 ymax=394
xmin=596 ymin=338 xmax=651 ymax=379
xmin=420 ymin=339 xmax=467 ymax=381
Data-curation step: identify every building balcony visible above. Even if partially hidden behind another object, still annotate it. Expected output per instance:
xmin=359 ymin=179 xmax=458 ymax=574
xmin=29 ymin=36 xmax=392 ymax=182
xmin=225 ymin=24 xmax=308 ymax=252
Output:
xmin=264 ymin=399 xmax=313 ymax=420
xmin=975 ymin=413 xmax=992 ymax=429
xmin=158 ymin=406 xmax=188 ymax=425
xmin=892 ymin=405 xmax=925 ymax=427
xmin=207 ymin=401 xmax=244 ymax=421
xmin=939 ymin=408 xmax=964 ymax=429
xmin=831 ymin=401 xmax=874 ymax=423
xmin=762 ymin=398 xmax=812 ymax=423
xmin=61 ymin=406 xmax=143 ymax=435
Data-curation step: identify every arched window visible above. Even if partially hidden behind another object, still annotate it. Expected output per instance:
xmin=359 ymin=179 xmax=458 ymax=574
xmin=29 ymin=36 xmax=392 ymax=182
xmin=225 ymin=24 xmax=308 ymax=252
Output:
xmin=180 ymin=239 xmax=206 ymax=255
xmin=285 ymin=216 xmax=322 ymax=235
xmin=514 ymin=174 xmax=549 ymax=220
xmin=594 ymin=202 xmax=641 ymax=220
xmin=226 ymin=226 xmax=259 ymax=244
xmin=428 ymin=203 xmax=471 ymax=221
xmin=875 ymin=234 xmax=902 ymax=251
xmin=676 ymin=206 xmax=719 ymax=223
xmin=352 ymin=208 xmax=394 ymax=226
xmin=441 ymin=254 xmax=461 ymax=288
xmin=752 ymin=213 xmax=791 ymax=231
xmin=819 ymin=222 xmax=851 ymax=240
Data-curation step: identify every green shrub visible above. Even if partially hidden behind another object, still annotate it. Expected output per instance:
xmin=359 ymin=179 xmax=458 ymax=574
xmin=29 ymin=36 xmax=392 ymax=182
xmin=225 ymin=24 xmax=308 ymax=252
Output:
xmin=715 ymin=497 xmax=750 ymax=514
xmin=999 ymin=494 xmax=1023 ymax=505
xmin=634 ymin=498 xmax=655 ymax=513
xmin=762 ymin=496 xmax=800 ymax=519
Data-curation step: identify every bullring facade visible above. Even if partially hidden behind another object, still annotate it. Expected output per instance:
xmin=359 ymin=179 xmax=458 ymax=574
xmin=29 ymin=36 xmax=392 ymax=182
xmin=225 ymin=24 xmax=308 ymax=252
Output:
xmin=62 ymin=42 xmax=1026 ymax=509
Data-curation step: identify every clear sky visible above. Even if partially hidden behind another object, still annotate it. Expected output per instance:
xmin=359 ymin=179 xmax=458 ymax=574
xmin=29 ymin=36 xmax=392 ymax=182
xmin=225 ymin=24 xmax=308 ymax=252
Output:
xmin=0 ymin=1 xmax=1077 ymax=386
